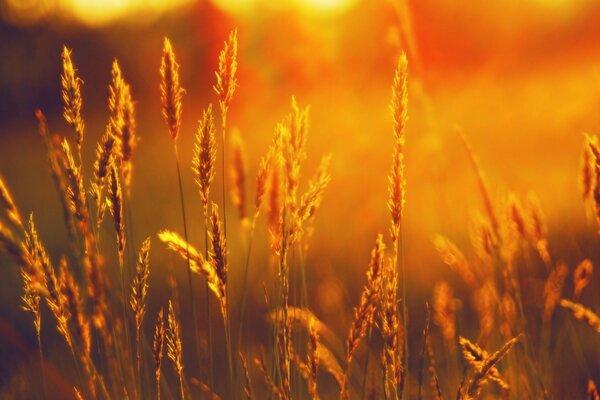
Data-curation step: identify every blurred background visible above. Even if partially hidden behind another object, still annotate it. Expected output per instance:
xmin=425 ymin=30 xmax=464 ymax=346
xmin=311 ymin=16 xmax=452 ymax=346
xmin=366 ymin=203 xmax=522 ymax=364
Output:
xmin=1 ymin=0 xmax=600 ymax=398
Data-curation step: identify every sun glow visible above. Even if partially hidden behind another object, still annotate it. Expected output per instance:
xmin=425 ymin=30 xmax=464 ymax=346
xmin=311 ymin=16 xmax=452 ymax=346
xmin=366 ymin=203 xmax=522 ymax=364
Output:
xmin=210 ymin=0 xmax=358 ymax=15
xmin=1 ymin=0 xmax=193 ymax=26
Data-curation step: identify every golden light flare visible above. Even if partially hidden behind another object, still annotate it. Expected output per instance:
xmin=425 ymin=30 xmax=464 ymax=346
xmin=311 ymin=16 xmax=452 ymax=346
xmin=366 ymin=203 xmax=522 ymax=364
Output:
xmin=1 ymin=0 xmax=193 ymax=26
xmin=210 ymin=0 xmax=359 ymax=16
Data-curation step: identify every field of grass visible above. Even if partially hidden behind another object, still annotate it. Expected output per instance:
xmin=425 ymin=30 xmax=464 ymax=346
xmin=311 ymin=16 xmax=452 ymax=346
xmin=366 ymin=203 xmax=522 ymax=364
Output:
xmin=1 ymin=1 xmax=600 ymax=399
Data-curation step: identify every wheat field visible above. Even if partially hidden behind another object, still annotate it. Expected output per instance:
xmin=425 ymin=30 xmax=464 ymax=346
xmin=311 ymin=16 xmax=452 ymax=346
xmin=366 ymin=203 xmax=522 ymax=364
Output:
xmin=1 ymin=1 xmax=600 ymax=399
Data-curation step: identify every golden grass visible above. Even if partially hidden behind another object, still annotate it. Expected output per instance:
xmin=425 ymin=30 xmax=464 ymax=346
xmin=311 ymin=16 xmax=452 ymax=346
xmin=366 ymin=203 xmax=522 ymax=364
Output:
xmin=160 ymin=38 xmax=184 ymax=143
xmin=1 ymin=28 xmax=600 ymax=400
xmin=61 ymin=46 xmax=85 ymax=151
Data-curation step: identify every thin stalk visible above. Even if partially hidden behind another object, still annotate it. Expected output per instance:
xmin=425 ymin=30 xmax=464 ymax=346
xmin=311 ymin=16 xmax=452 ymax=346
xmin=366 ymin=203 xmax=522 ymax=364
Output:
xmin=398 ymin=225 xmax=408 ymax=400
xmin=204 ymin=223 xmax=214 ymax=398
xmin=237 ymin=224 xmax=255 ymax=351
xmin=225 ymin=281 xmax=235 ymax=397
xmin=221 ymin=117 xmax=228 ymax=238
xmin=118 ymin=255 xmax=135 ymax=399
xmin=220 ymin=112 xmax=235 ymax=395
xmin=173 ymin=145 xmax=203 ymax=378
xmin=136 ymin=327 xmax=142 ymax=400
xmin=36 ymin=332 xmax=48 ymax=400
xmin=360 ymin=325 xmax=374 ymax=400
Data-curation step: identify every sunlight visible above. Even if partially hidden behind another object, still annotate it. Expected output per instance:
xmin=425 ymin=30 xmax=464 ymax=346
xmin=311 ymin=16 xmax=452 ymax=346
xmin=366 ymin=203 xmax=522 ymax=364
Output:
xmin=1 ymin=0 xmax=193 ymax=26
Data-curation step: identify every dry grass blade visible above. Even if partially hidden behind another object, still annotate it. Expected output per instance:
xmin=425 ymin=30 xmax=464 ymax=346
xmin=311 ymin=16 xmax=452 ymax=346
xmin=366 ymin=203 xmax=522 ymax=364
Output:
xmin=559 ymin=299 xmax=600 ymax=333
xmin=21 ymin=269 xmax=41 ymax=334
xmin=543 ymin=263 xmax=568 ymax=322
xmin=586 ymin=136 xmax=600 ymax=233
xmin=153 ymin=309 xmax=165 ymax=400
xmin=192 ymin=105 xmax=216 ymax=214
xmin=35 ymin=110 xmax=77 ymax=246
xmin=459 ymin=130 xmax=499 ymax=235
xmin=230 ymin=130 xmax=247 ymax=222
xmin=209 ymin=203 xmax=228 ymax=320
xmin=432 ymin=281 xmax=457 ymax=353
xmin=253 ymin=141 xmax=275 ymax=222
xmin=426 ymin=336 xmax=443 ymax=400
xmin=108 ymin=60 xmax=126 ymax=140
xmin=378 ymin=255 xmax=402 ymax=399
xmin=507 ymin=193 xmax=528 ymax=244
xmin=581 ymin=135 xmax=595 ymax=202
xmin=254 ymin=349 xmax=281 ymax=398
xmin=60 ymin=139 xmax=89 ymax=229
xmin=308 ymin=320 xmax=320 ymax=400
xmin=0 ymin=221 xmax=30 ymax=274
xmin=108 ymin=164 xmax=125 ymax=260
xmin=297 ymin=154 xmax=332 ymax=224
xmin=160 ymin=38 xmax=184 ymax=143
xmin=61 ymin=46 xmax=85 ymax=149
xmin=59 ymin=257 xmax=94 ymax=395
xmin=346 ymin=234 xmax=385 ymax=365
xmin=158 ymin=230 xmax=225 ymax=312
xmin=214 ymin=29 xmax=238 ymax=119
xmin=0 ymin=176 xmax=23 ymax=227
xmin=25 ymin=216 xmax=73 ymax=351
xmin=574 ymin=259 xmax=593 ymax=300
xmin=120 ymin=83 xmax=137 ymax=190
xmin=388 ymin=51 xmax=408 ymax=243
xmin=91 ymin=130 xmax=116 ymax=224
xmin=108 ymin=59 xmax=137 ymax=191
xmin=464 ymin=335 xmax=520 ymax=399
xmin=267 ymin=306 xmax=337 ymax=344
xmin=239 ymin=352 xmax=254 ymax=400
xmin=459 ymin=337 xmax=509 ymax=392
xmin=166 ymin=300 xmax=186 ymax=400
xmin=131 ymin=237 xmax=151 ymax=330
xmin=418 ymin=303 xmax=431 ymax=400
xmin=526 ymin=192 xmax=551 ymax=265
xmin=433 ymin=235 xmax=477 ymax=288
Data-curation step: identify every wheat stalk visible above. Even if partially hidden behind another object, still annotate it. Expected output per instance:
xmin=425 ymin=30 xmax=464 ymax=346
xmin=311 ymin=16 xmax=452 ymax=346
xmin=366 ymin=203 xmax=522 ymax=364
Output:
xmin=380 ymin=256 xmax=401 ymax=399
xmin=526 ymin=192 xmax=551 ymax=266
xmin=193 ymin=105 xmax=217 ymax=216
xmin=0 ymin=175 xmax=23 ymax=228
xmin=158 ymin=230 xmax=225 ymax=298
xmin=35 ymin=110 xmax=78 ymax=249
xmin=160 ymin=38 xmax=184 ymax=143
xmin=346 ymin=234 xmax=385 ymax=366
xmin=59 ymin=257 xmax=95 ymax=397
xmin=559 ymin=299 xmax=600 ymax=332
xmin=108 ymin=164 xmax=125 ymax=262
xmin=388 ymin=52 xmax=409 ymax=399
xmin=573 ymin=259 xmax=593 ymax=300
xmin=462 ymin=335 xmax=520 ymax=399
xmin=307 ymin=319 xmax=320 ymax=400
xmin=61 ymin=46 xmax=85 ymax=153
xmin=239 ymin=352 xmax=255 ymax=400
xmin=131 ymin=237 xmax=151 ymax=394
xmin=432 ymin=281 xmax=457 ymax=353
xmin=459 ymin=337 xmax=509 ymax=392
xmin=153 ymin=309 xmax=165 ymax=400
xmin=543 ymin=263 xmax=568 ymax=322
xmin=433 ymin=235 xmax=477 ymax=288
xmin=231 ymin=130 xmax=247 ymax=223
xmin=91 ymin=129 xmax=116 ymax=229
xmin=166 ymin=300 xmax=186 ymax=400
xmin=21 ymin=268 xmax=46 ymax=399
